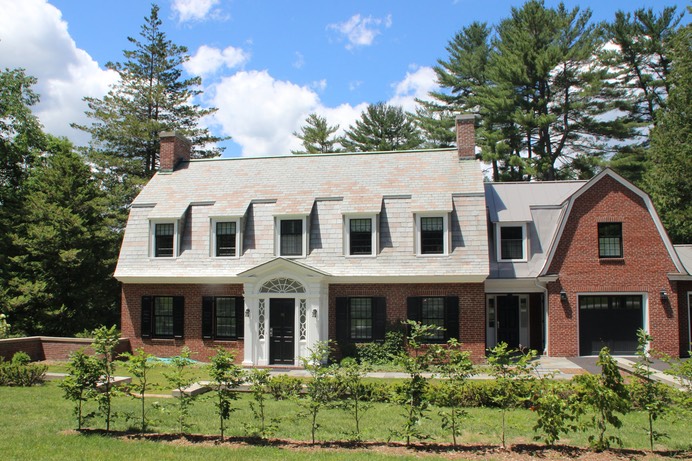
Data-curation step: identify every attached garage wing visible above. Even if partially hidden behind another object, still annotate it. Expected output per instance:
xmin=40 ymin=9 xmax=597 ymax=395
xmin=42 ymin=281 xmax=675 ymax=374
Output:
xmin=579 ymin=295 xmax=643 ymax=356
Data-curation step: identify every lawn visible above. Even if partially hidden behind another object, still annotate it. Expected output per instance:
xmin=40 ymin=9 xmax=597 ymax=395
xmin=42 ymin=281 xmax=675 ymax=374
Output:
xmin=0 ymin=379 xmax=690 ymax=460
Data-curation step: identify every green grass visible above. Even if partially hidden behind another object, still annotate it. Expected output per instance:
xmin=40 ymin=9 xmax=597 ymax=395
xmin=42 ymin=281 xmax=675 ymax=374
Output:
xmin=1 ymin=380 xmax=691 ymax=460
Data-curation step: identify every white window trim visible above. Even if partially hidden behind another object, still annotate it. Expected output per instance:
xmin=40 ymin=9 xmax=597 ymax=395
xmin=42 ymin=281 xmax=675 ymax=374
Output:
xmin=211 ymin=217 xmax=242 ymax=258
xmin=275 ymin=215 xmax=308 ymax=258
xmin=150 ymin=219 xmax=179 ymax=258
xmin=415 ymin=213 xmax=449 ymax=256
xmin=496 ymin=222 xmax=528 ymax=262
xmin=343 ymin=214 xmax=378 ymax=257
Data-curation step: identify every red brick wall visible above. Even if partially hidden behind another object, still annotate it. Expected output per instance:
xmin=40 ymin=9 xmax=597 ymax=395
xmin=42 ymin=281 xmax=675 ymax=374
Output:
xmin=121 ymin=284 xmax=244 ymax=362
xmin=329 ymin=283 xmax=486 ymax=361
xmin=0 ymin=337 xmax=131 ymax=362
xmin=546 ymin=175 xmax=680 ymax=356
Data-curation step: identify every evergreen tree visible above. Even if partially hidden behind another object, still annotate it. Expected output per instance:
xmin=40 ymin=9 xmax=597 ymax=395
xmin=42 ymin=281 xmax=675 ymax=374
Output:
xmin=424 ymin=1 xmax=631 ymax=181
xmin=605 ymin=7 xmax=683 ymax=184
xmin=643 ymin=17 xmax=691 ymax=244
xmin=292 ymin=113 xmax=342 ymax=154
xmin=342 ymin=102 xmax=422 ymax=152
xmin=0 ymin=68 xmax=45 ymax=319
xmin=7 ymin=136 xmax=119 ymax=335
xmin=74 ymin=4 xmax=224 ymax=179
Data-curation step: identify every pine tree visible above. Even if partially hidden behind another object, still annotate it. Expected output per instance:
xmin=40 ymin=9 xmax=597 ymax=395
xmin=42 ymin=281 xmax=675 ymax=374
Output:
xmin=423 ymin=1 xmax=631 ymax=181
xmin=605 ymin=6 xmax=683 ymax=184
xmin=292 ymin=113 xmax=342 ymax=154
xmin=643 ymin=18 xmax=691 ymax=244
xmin=7 ymin=136 xmax=120 ymax=335
xmin=342 ymin=102 xmax=422 ymax=152
xmin=74 ymin=4 xmax=225 ymax=178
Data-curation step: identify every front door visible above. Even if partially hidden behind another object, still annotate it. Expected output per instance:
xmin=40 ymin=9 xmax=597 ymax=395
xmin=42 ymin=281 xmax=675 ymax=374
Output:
xmin=269 ymin=299 xmax=295 ymax=365
xmin=497 ymin=295 xmax=520 ymax=348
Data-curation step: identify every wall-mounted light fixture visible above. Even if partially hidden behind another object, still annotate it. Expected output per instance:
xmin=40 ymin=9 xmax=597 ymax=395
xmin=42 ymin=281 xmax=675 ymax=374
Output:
xmin=660 ymin=289 xmax=668 ymax=301
xmin=560 ymin=291 xmax=568 ymax=302
xmin=244 ymin=308 xmax=251 ymax=317
xmin=311 ymin=308 xmax=318 ymax=318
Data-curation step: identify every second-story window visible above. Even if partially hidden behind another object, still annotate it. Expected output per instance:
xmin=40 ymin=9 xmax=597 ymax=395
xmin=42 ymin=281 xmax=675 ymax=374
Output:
xmin=417 ymin=215 xmax=447 ymax=255
xmin=216 ymin=221 xmax=237 ymax=257
xmin=154 ymin=223 xmax=175 ymax=257
xmin=499 ymin=225 xmax=525 ymax=260
xmin=345 ymin=216 xmax=376 ymax=256
xmin=598 ymin=222 xmax=622 ymax=258
xmin=280 ymin=218 xmax=304 ymax=257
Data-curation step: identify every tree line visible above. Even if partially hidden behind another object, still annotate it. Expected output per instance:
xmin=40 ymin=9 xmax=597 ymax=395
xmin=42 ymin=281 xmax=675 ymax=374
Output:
xmin=294 ymin=2 xmax=690 ymax=243
xmin=0 ymin=2 xmax=689 ymax=337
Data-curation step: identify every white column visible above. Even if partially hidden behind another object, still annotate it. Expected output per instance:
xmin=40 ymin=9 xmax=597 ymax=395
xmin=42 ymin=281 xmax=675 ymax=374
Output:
xmin=242 ymin=294 xmax=255 ymax=366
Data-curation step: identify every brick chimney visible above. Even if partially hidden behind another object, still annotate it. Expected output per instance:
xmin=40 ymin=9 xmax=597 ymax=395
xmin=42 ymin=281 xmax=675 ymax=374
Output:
xmin=159 ymin=132 xmax=191 ymax=172
xmin=455 ymin=114 xmax=476 ymax=159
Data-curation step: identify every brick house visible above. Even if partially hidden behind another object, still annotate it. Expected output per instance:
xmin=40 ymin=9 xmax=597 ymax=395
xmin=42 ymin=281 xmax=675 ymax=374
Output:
xmin=115 ymin=116 xmax=691 ymax=364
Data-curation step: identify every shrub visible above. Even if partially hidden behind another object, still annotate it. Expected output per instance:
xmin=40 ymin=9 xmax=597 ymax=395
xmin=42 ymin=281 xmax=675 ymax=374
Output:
xmin=355 ymin=330 xmax=405 ymax=365
xmin=267 ymin=374 xmax=303 ymax=400
xmin=0 ymin=353 xmax=47 ymax=387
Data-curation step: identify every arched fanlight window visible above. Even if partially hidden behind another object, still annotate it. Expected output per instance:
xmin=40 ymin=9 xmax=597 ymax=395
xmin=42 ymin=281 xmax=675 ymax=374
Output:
xmin=259 ymin=277 xmax=306 ymax=293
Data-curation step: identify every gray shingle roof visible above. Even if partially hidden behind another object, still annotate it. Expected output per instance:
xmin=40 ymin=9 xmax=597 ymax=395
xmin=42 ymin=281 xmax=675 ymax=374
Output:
xmin=115 ymin=149 xmax=489 ymax=282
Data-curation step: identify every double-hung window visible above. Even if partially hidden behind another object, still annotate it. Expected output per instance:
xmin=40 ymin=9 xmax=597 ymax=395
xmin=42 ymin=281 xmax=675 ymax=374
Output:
xmin=598 ymin=222 xmax=622 ymax=258
xmin=345 ymin=215 xmax=376 ymax=256
xmin=202 ymin=296 xmax=244 ymax=340
xmin=154 ymin=222 xmax=175 ymax=257
xmin=497 ymin=223 xmax=527 ymax=261
xmin=335 ymin=297 xmax=386 ymax=342
xmin=277 ymin=217 xmax=307 ymax=257
xmin=407 ymin=296 xmax=459 ymax=343
xmin=213 ymin=219 xmax=240 ymax=257
xmin=141 ymin=296 xmax=184 ymax=339
xmin=416 ymin=214 xmax=449 ymax=256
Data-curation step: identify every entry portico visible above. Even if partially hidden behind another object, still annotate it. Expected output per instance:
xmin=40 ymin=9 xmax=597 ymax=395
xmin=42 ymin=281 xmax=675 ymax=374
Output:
xmin=239 ymin=258 xmax=329 ymax=366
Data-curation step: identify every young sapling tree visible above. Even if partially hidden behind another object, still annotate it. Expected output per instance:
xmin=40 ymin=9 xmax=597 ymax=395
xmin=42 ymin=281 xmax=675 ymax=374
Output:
xmin=59 ymin=349 xmax=101 ymax=430
xmin=120 ymin=347 xmax=154 ymax=433
xmin=92 ymin=325 xmax=121 ymax=432
xmin=208 ymin=348 xmax=244 ymax=440
xmin=163 ymin=347 xmax=197 ymax=434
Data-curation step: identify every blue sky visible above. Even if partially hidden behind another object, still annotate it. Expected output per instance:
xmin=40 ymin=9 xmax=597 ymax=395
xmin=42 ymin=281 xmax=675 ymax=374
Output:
xmin=0 ymin=0 xmax=687 ymax=157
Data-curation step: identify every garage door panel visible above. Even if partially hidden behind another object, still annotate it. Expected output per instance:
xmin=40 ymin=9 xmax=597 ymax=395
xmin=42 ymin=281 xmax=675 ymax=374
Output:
xmin=579 ymin=295 xmax=642 ymax=356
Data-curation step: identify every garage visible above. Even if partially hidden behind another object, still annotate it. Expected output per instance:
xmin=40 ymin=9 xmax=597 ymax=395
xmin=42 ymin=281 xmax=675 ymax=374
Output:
xmin=579 ymin=295 xmax=643 ymax=355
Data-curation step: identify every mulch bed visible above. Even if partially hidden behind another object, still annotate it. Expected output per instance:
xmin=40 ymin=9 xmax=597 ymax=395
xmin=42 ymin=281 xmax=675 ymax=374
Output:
xmin=69 ymin=430 xmax=692 ymax=460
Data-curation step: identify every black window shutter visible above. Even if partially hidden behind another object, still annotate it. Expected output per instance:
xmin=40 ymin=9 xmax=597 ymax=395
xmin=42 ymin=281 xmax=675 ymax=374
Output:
xmin=141 ymin=296 xmax=153 ymax=338
xmin=235 ymin=297 xmax=245 ymax=339
xmin=336 ymin=297 xmax=348 ymax=341
xmin=407 ymin=297 xmax=422 ymax=322
xmin=372 ymin=297 xmax=387 ymax=340
xmin=444 ymin=296 xmax=459 ymax=340
xmin=173 ymin=296 xmax=185 ymax=338
xmin=202 ymin=297 xmax=214 ymax=339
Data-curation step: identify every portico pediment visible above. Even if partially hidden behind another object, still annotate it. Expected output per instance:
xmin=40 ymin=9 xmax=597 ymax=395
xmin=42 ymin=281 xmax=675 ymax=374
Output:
xmin=237 ymin=257 xmax=331 ymax=281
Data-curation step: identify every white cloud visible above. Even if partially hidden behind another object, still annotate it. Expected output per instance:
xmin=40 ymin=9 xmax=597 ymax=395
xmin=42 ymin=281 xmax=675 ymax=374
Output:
xmin=210 ymin=70 xmax=365 ymax=156
xmin=293 ymin=52 xmax=305 ymax=69
xmin=184 ymin=45 xmax=250 ymax=76
xmin=172 ymin=0 xmax=223 ymax=23
xmin=0 ymin=0 xmax=117 ymax=145
xmin=327 ymin=14 xmax=393 ymax=50
xmin=311 ymin=79 xmax=327 ymax=92
xmin=387 ymin=66 xmax=438 ymax=112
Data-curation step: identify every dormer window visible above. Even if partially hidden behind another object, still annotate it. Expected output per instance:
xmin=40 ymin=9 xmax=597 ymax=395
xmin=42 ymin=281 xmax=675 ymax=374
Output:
xmin=152 ymin=221 xmax=177 ymax=258
xmin=276 ymin=217 xmax=307 ymax=258
xmin=345 ymin=215 xmax=377 ymax=256
xmin=497 ymin=223 xmax=527 ymax=261
xmin=416 ymin=214 xmax=449 ymax=256
xmin=212 ymin=219 xmax=241 ymax=258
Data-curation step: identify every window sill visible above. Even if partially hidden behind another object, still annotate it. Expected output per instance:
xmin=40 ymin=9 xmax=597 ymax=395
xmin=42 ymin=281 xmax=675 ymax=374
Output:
xmin=345 ymin=254 xmax=377 ymax=259
xmin=599 ymin=257 xmax=625 ymax=264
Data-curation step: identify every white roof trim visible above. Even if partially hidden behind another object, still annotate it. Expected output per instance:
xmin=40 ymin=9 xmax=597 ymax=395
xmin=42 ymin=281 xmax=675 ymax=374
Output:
xmin=541 ymin=168 xmax=685 ymax=275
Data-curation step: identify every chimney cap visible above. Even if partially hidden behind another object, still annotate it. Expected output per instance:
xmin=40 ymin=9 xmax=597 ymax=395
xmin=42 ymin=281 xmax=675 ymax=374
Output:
xmin=160 ymin=131 xmax=191 ymax=143
xmin=456 ymin=114 xmax=476 ymax=122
